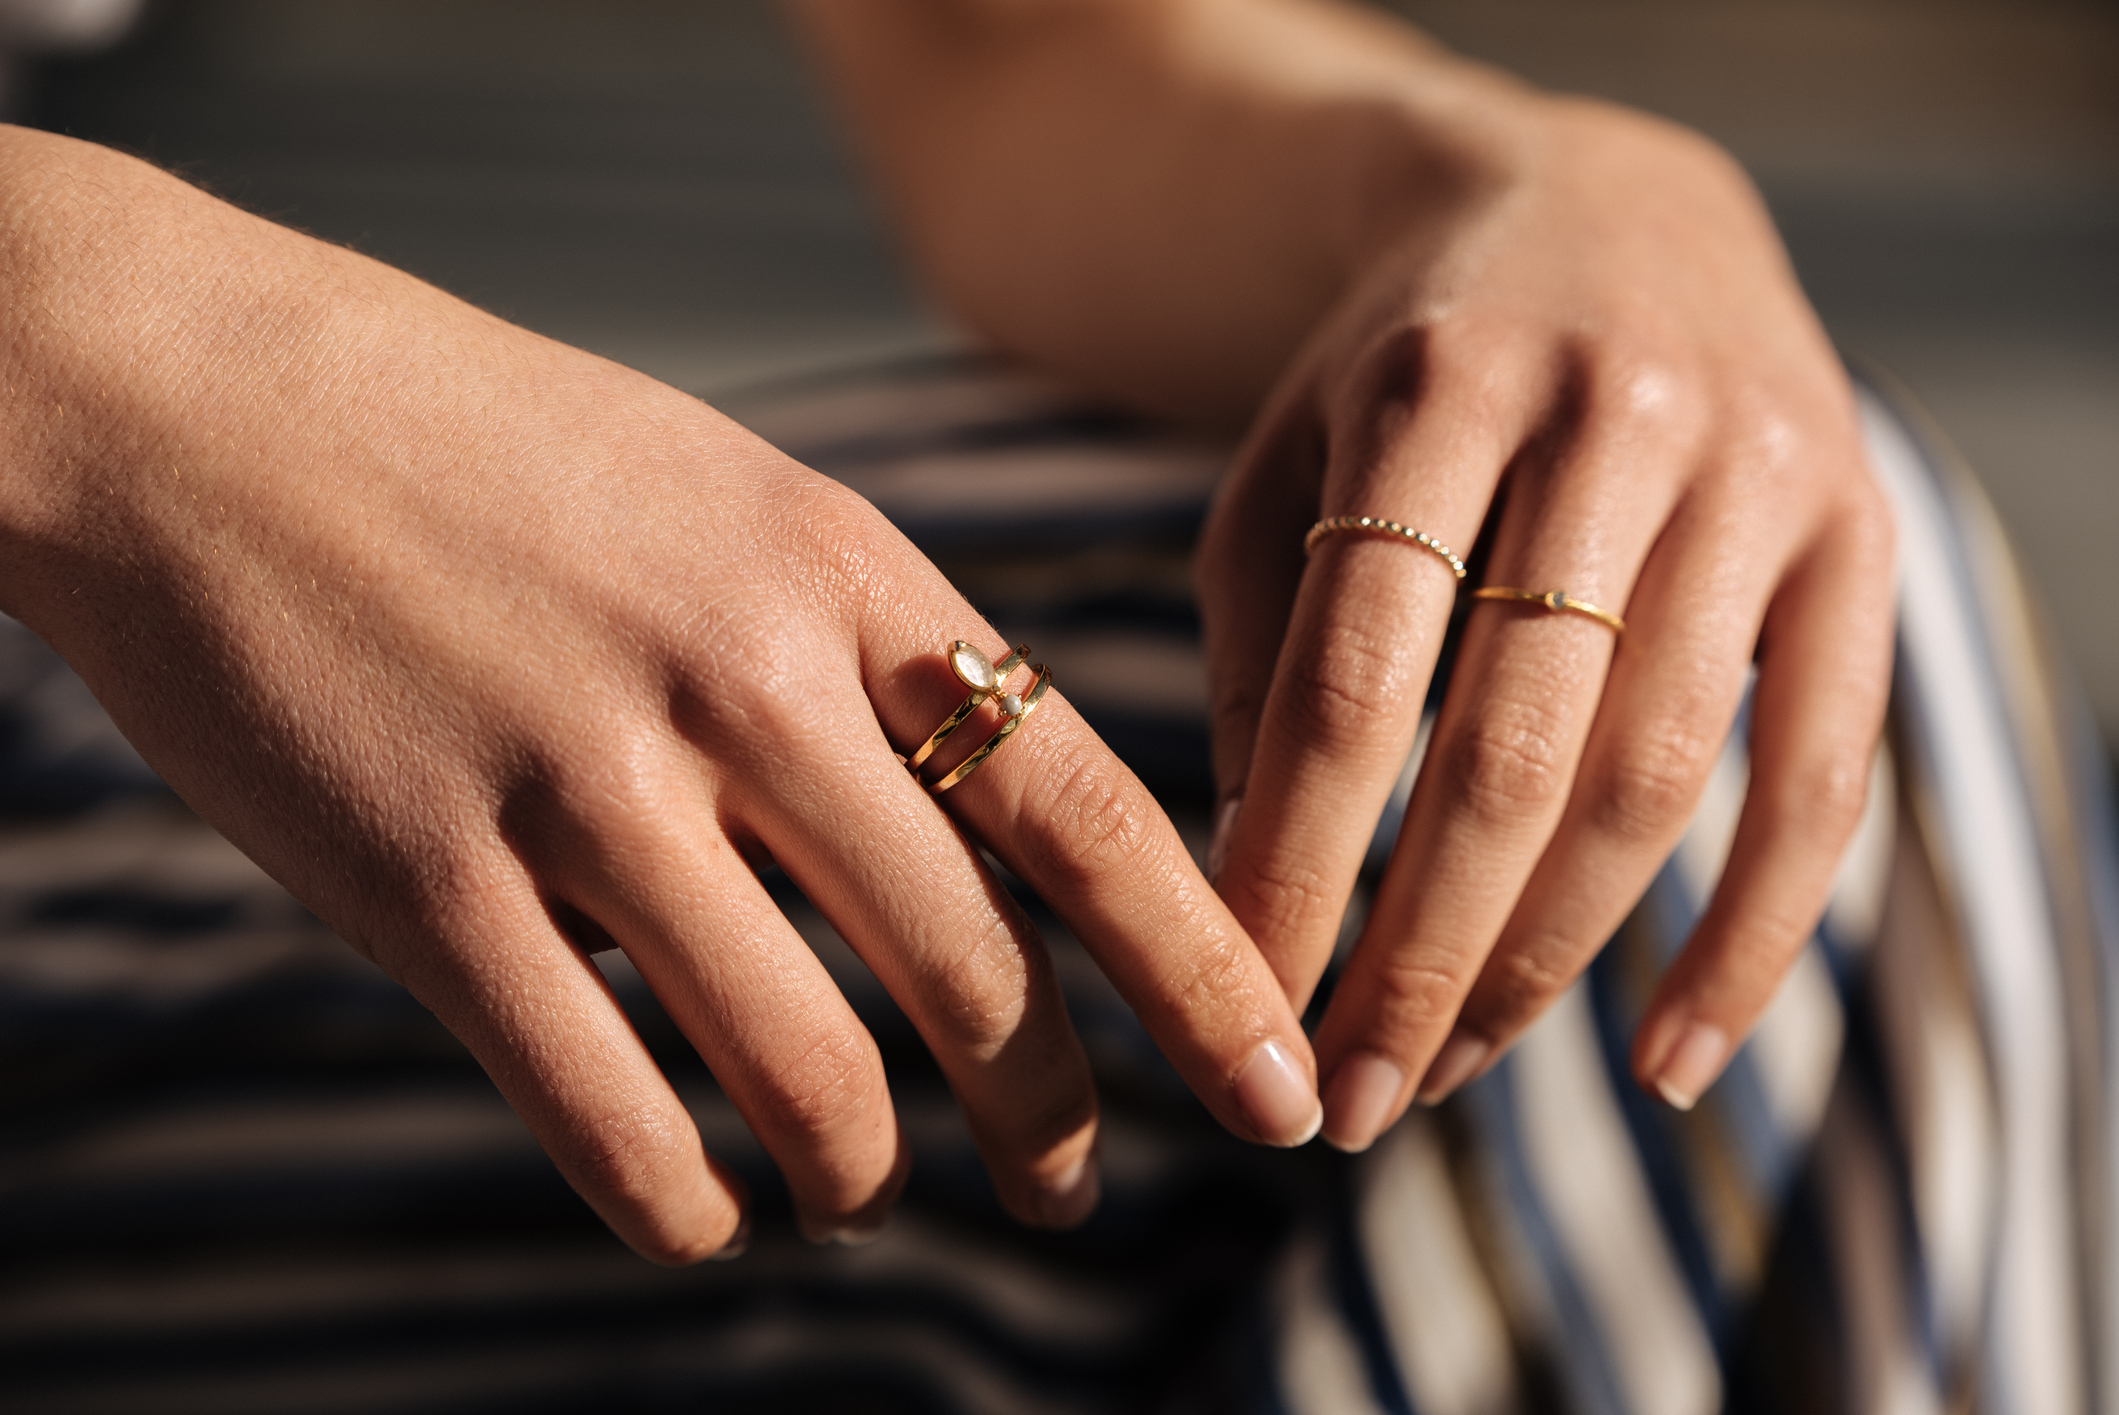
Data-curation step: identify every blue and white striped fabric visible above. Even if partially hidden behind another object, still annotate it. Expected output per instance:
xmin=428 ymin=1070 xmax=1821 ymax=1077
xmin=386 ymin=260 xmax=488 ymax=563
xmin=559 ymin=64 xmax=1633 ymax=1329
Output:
xmin=2 ymin=358 xmax=2111 ymax=1414
xmin=1250 ymin=379 xmax=2119 ymax=1415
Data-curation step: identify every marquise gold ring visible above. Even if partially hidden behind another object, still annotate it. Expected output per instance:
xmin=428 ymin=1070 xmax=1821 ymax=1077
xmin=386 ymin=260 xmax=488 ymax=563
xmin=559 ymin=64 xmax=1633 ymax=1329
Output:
xmin=906 ymin=640 xmax=1054 ymax=794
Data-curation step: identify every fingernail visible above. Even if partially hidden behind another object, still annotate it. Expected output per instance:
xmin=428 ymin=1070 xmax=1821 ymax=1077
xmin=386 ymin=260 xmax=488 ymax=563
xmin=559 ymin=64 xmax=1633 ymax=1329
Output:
xmin=825 ymin=1222 xmax=886 ymax=1247
xmin=1206 ymin=796 xmax=1242 ymax=884
xmin=1653 ymin=1022 xmax=1731 ymax=1111
xmin=709 ymin=1211 xmax=752 ymax=1261
xmin=799 ymin=1214 xmax=890 ymax=1247
xmin=1235 ymin=1037 xmax=1323 ymax=1147
xmin=1035 ymin=1153 xmax=1102 ymax=1229
xmin=1416 ymin=1031 xmax=1491 ymax=1106
xmin=1321 ymin=1050 xmax=1405 ymax=1152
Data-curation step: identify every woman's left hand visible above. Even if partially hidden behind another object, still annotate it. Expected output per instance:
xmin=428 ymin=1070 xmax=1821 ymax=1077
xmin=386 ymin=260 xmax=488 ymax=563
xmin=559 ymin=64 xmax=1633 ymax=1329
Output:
xmin=1195 ymin=94 xmax=1896 ymax=1151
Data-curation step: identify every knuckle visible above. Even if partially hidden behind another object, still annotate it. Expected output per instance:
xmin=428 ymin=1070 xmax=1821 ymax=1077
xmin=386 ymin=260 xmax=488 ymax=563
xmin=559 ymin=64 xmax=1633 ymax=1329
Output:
xmin=1591 ymin=348 xmax=1711 ymax=451
xmin=1369 ymin=955 xmax=1473 ymax=1036
xmin=699 ymin=637 xmax=811 ymax=748
xmin=1769 ymin=749 xmax=1872 ymax=846
xmin=1340 ymin=322 xmax=1436 ymax=420
xmin=1475 ymin=940 xmax=1583 ymax=1026
xmin=567 ymin=1103 xmax=710 ymax=1239
xmin=1160 ymin=929 xmax=1264 ymax=1027
xmin=1019 ymin=742 xmax=1158 ymax=890
xmin=553 ymin=729 xmax=681 ymax=824
xmin=1281 ymin=621 xmax=1411 ymax=753
xmin=1593 ymin=728 xmax=1714 ymax=844
xmin=917 ymin=914 xmax=1039 ymax=1060
xmin=767 ymin=1026 xmax=887 ymax=1151
xmin=1445 ymin=699 xmax=1571 ymax=830
xmin=1222 ymin=846 xmax=1346 ymax=953
xmin=1709 ymin=912 xmax=1819 ymax=995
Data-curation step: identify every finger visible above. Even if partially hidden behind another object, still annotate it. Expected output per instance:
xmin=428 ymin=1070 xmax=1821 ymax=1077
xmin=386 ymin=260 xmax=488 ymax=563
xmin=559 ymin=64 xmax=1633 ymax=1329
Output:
xmin=522 ymin=781 xmax=909 ymax=1244
xmin=1211 ymin=339 xmax=1544 ymax=1005
xmin=398 ymin=867 xmax=748 ymax=1265
xmin=865 ymin=622 xmax=1323 ymax=1149
xmin=1630 ymin=489 xmax=1894 ymax=1108
xmin=1195 ymin=383 xmax=1324 ymax=874
xmin=1310 ymin=374 xmax=1698 ymax=1149
xmin=1420 ymin=481 xmax=1786 ymax=1102
xmin=738 ymin=672 xmax=1104 ymax=1230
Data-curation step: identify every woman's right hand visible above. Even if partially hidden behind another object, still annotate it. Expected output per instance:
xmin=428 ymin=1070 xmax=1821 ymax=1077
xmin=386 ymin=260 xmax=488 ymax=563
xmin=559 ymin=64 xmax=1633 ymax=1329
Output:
xmin=0 ymin=128 xmax=1320 ymax=1259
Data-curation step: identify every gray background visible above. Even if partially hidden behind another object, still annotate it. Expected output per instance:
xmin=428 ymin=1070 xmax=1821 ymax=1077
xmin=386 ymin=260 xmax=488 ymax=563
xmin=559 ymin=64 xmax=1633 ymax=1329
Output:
xmin=27 ymin=0 xmax=2119 ymax=747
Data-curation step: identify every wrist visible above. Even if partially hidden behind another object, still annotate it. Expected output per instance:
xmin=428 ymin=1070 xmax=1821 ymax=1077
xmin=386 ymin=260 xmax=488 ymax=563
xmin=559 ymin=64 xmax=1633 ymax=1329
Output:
xmin=0 ymin=128 xmax=395 ymax=632
xmin=1303 ymin=44 xmax=1542 ymax=278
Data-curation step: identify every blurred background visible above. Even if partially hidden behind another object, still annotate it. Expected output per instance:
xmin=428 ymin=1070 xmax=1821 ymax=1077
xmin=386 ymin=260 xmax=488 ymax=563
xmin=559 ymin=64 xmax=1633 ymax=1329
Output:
xmin=14 ymin=0 xmax=2117 ymax=749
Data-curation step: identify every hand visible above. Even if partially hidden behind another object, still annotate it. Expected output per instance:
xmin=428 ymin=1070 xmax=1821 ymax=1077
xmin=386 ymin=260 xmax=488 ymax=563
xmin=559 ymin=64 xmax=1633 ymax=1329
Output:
xmin=1196 ymin=96 xmax=1895 ymax=1149
xmin=0 ymin=129 xmax=1321 ymax=1259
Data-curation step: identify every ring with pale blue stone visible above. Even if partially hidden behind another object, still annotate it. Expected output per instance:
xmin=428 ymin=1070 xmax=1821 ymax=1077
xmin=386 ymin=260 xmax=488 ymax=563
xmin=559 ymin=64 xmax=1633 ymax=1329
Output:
xmin=1471 ymin=586 xmax=1626 ymax=634
xmin=906 ymin=640 xmax=1054 ymax=793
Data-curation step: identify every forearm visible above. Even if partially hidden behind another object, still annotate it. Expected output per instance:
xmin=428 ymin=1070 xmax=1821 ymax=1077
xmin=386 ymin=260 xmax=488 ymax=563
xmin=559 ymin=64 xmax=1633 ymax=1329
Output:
xmin=787 ymin=0 xmax=1536 ymax=427
xmin=0 ymin=127 xmax=342 ymax=626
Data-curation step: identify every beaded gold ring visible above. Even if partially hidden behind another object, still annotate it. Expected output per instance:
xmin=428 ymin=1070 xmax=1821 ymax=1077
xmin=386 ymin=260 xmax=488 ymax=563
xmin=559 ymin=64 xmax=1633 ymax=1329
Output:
xmin=1302 ymin=515 xmax=1466 ymax=579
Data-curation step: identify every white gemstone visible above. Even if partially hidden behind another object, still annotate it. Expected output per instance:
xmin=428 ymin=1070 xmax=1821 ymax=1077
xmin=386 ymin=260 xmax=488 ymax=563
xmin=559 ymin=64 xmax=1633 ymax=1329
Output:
xmin=950 ymin=642 xmax=998 ymax=692
xmin=996 ymin=693 xmax=1023 ymax=717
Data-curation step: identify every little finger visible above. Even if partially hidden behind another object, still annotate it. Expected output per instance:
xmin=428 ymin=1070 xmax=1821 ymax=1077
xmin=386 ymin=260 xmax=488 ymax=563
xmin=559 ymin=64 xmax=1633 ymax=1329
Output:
xmin=1631 ymin=497 xmax=1894 ymax=1107
xmin=528 ymin=793 xmax=908 ymax=1244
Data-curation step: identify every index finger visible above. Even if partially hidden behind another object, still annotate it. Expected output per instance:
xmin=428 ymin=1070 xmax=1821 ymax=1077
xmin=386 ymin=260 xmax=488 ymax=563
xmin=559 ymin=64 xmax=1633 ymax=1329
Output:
xmin=1205 ymin=358 xmax=1533 ymax=1007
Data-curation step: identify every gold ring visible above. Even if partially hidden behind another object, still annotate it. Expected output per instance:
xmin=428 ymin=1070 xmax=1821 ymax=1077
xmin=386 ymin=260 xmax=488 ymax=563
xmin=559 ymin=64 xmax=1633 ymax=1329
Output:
xmin=907 ymin=640 xmax=1054 ymax=793
xmin=928 ymin=664 xmax=1052 ymax=794
xmin=1302 ymin=516 xmax=1465 ymax=579
xmin=905 ymin=641 xmax=1029 ymax=773
xmin=1472 ymin=587 xmax=1626 ymax=634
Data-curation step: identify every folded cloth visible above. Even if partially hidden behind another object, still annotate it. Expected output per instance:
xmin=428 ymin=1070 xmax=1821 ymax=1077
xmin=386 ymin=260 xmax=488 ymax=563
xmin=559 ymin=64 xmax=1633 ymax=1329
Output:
xmin=1 ymin=355 xmax=2112 ymax=1415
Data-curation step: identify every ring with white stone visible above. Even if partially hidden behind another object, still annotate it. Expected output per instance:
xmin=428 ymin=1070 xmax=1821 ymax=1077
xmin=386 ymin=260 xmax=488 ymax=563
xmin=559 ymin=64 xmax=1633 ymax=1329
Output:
xmin=905 ymin=641 xmax=1031 ymax=775
xmin=926 ymin=661 xmax=1053 ymax=795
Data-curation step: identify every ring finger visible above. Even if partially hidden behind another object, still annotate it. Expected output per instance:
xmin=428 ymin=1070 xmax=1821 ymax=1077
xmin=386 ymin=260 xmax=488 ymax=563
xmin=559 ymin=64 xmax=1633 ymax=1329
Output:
xmin=740 ymin=667 xmax=1104 ymax=1230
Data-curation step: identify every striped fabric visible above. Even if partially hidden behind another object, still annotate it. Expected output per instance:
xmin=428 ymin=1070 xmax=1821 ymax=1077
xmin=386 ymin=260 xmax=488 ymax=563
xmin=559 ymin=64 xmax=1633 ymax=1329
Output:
xmin=2 ymin=358 xmax=2112 ymax=1414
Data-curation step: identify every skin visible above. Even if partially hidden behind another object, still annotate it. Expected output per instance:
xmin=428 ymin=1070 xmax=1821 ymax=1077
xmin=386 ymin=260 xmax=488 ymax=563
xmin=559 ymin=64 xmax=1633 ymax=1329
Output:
xmin=0 ymin=0 xmax=1894 ymax=1259
xmin=0 ymin=125 xmax=1319 ymax=1262
xmin=797 ymin=0 xmax=1895 ymax=1150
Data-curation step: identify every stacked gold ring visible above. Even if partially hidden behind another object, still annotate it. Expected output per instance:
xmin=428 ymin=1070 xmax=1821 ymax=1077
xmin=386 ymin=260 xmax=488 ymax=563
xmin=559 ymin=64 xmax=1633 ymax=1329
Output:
xmin=1472 ymin=587 xmax=1626 ymax=634
xmin=906 ymin=640 xmax=1053 ymax=794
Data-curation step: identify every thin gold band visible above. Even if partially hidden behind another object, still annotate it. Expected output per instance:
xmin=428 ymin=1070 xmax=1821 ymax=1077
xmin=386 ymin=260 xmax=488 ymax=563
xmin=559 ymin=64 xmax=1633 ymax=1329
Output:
xmin=905 ymin=643 xmax=1029 ymax=773
xmin=1303 ymin=516 xmax=1466 ymax=579
xmin=1472 ymin=587 xmax=1626 ymax=634
xmin=928 ymin=664 xmax=1053 ymax=794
